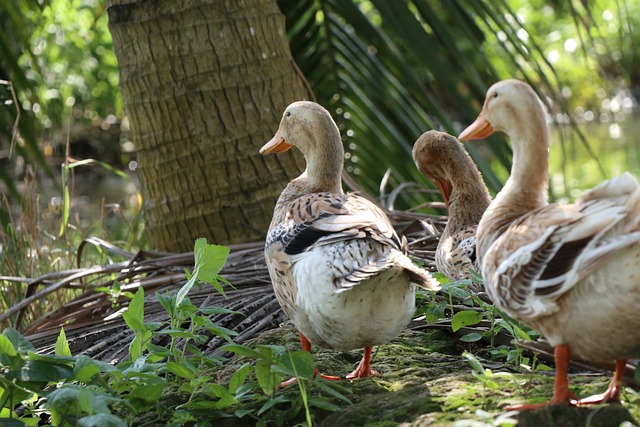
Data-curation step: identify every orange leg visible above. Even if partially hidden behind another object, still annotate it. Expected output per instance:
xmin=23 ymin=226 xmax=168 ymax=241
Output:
xmin=346 ymin=346 xmax=379 ymax=380
xmin=279 ymin=332 xmax=340 ymax=388
xmin=506 ymin=344 xmax=579 ymax=410
xmin=577 ymin=359 xmax=626 ymax=405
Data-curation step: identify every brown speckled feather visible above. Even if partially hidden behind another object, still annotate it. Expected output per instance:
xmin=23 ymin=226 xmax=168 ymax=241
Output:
xmin=412 ymin=130 xmax=491 ymax=280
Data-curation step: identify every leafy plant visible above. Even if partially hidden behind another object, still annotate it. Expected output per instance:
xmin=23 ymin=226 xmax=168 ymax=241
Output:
xmin=463 ymin=351 xmax=517 ymax=409
xmin=0 ymin=239 xmax=351 ymax=426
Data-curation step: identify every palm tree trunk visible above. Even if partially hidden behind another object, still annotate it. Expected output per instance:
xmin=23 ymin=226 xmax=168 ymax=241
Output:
xmin=106 ymin=0 xmax=306 ymax=251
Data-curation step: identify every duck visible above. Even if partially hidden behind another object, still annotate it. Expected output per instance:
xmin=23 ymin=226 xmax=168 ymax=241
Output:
xmin=412 ymin=130 xmax=491 ymax=281
xmin=261 ymin=101 xmax=439 ymax=384
xmin=458 ymin=79 xmax=640 ymax=409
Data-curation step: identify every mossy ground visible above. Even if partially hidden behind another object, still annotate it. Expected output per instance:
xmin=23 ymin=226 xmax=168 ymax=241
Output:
xmin=224 ymin=324 xmax=640 ymax=427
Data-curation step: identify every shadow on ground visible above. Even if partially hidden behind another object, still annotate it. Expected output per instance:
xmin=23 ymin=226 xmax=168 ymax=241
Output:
xmin=224 ymin=325 xmax=639 ymax=427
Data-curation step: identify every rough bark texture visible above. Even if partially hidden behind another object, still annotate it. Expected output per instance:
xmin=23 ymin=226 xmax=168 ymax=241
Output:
xmin=106 ymin=0 xmax=306 ymax=251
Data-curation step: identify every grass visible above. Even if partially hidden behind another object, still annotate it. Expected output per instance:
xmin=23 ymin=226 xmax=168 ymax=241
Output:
xmin=0 ymin=158 xmax=142 ymax=331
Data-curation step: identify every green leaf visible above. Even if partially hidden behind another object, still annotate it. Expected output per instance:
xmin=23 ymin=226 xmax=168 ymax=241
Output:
xmin=74 ymin=362 xmax=101 ymax=382
xmin=308 ymin=397 xmax=341 ymax=412
xmin=451 ymin=310 xmax=483 ymax=332
xmin=314 ymin=380 xmax=352 ymax=404
xmin=0 ymin=334 xmax=17 ymax=357
xmin=255 ymin=359 xmax=279 ymax=396
xmin=459 ymin=332 xmax=484 ymax=343
xmin=441 ymin=281 xmax=473 ymax=300
xmin=127 ymin=384 xmax=164 ymax=403
xmin=234 ymin=409 xmax=253 ymax=418
xmin=193 ymin=239 xmax=230 ymax=285
xmin=166 ymin=361 xmax=195 ymax=380
xmin=221 ymin=344 xmax=261 ymax=358
xmin=78 ymin=387 xmax=94 ymax=414
xmin=0 ymin=417 xmax=28 ymax=426
xmin=229 ymin=363 xmax=252 ymax=394
xmin=78 ymin=414 xmax=127 ymax=427
xmin=177 ymin=239 xmax=230 ymax=307
xmin=122 ymin=287 xmax=145 ymax=332
xmin=73 ymin=356 xmax=114 ymax=381
xmin=463 ymin=351 xmax=485 ymax=375
xmin=198 ymin=306 xmax=239 ymax=316
xmin=9 ymin=360 xmax=74 ymax=382
xmin=200 ymin=383 xmax=232 ymax=399
xmin=55 ymin=328 xmax=71 ymax=357
xmin=257 ymin=394 xmax=291 ymax=416
xmin=3 ymin=328 xmax=35 ymax=354
xmin=274 ymin=350 xmax=315 ymax=380
xmin=128 ymin=330 xmax=152 ymax=362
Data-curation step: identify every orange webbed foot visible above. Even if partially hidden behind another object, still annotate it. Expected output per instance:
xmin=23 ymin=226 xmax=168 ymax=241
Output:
xmin=577 ymin=359 xmax=626 ymax=406
xmin=280 ymin=368 xmax=340 ymax=388
xmin=506 ymin=344 xmax=580 ymax=411
xmin=279 ymin=332 xmax=341 ymax=388
xmin=346 ymin=347 xmax=378 ymax=380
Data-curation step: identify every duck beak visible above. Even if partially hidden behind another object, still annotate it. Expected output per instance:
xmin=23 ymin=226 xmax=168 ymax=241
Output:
xmin=260 ymin=134 xmax=293 ymax=154
xmin=458 ymin=114 xmax=495 ymax=141
xmin=435 ymin=178 xmax=453 ymax=208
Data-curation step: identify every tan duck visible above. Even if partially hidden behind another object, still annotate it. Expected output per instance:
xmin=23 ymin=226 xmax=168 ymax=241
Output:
xmin=261 ymin=101 xmax=439 ymax=383
xmin=459 ymin=79 xmax=640 ymax=409
xmin=412 ymin=130 xmax=491 ymax=281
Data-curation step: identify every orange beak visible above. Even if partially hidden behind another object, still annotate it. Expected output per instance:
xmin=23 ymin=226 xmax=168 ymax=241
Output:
xmin=434 ymin=178 xmax=453 ymax=208
xmin=458 ymin=114 xmax=495 ymax=141
xmin=260 ymin=134 xmax=293 ymax=154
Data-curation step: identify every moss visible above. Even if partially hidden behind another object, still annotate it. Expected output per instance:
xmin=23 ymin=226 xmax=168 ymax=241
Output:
xmin=319 ymin=385 xmax=441 ymax=427
xmin=514 ymin=405 xmax=637 ymax=427
xmin=208 ymin=324 xmax=640 ymax=426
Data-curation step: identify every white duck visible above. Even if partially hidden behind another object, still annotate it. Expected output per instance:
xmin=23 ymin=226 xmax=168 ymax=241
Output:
xmin=459 ymin=79 xmax=640 ymax=409
xmin=261 ymin=101 xmax=439 ymax=383
xmin=412 ymin=130 xmax=491 ymax=281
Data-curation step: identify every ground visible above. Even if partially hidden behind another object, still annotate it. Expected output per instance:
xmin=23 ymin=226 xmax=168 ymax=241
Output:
xmin=225 ymin=324 xmax=640 ymax=427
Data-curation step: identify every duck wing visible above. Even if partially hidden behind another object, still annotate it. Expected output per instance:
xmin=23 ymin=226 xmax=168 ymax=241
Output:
xmin=266 ymin=192 xmax=438 ymax=291
xmin=485 ymin=174 xmax=640 ymax=320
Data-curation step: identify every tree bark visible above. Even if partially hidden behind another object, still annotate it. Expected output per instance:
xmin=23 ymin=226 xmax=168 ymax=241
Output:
xmin=106 ymin=0 xmax=306 ymax=251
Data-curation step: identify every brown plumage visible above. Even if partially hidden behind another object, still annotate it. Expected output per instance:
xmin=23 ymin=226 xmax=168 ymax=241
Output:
xmin=261 ymin=101 xmax=439 ymax=383
xmin=459 ymin=79 xmax=640 ymax=409
xmin=412 ymin=130 xmax=491 ymax=281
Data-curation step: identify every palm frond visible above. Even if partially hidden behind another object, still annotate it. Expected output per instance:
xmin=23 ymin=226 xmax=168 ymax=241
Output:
xmin=280 ymin=0 xmax=603 ymax=210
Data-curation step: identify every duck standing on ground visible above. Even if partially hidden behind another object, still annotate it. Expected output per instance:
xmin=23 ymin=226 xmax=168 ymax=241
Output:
xmin=412 ymin=130 xmax=491 ymax=281
xmin=459 ymin=79 xmax=640 ymax=409
xmin=261 ymin=101 xmax=439 ymax=384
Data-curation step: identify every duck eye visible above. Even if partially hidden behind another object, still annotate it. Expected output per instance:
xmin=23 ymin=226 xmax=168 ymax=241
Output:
xmin=492 ymin=91 xmax=499 ymax=99
xmin=286 ymin=111 xmax=291 ymax=117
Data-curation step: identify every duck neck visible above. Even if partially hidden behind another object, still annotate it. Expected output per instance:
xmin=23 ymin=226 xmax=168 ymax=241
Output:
xmin=477 ymin=114 xmax=550 ymax=262
xmin=448 ymin=165 xmax=491 ymax=229
xmin=499 ymin=119 xmax=549 ymax=212
xmin=304 ymin=141 xmax=344 ymax=194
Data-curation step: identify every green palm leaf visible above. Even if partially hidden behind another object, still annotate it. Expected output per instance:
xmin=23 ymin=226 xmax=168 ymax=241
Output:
xmin=280 ymin=0 xmax=597 ymax=210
